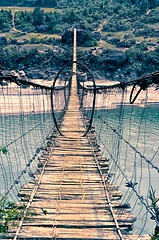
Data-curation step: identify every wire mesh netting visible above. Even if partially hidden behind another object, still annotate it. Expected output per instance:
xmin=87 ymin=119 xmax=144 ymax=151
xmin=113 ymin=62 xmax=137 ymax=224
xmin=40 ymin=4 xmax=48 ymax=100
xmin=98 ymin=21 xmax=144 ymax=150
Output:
xmin=80 ymin=81 xmax=159 ymax=236
xmin=0 ymin=75 xmax=70 ymax=202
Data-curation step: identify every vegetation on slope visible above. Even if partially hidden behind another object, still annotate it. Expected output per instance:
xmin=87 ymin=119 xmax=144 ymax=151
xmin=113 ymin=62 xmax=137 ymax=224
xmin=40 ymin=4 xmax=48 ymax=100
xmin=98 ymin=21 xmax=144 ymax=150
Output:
xmin=0 ymin=0 xmax=158 ymax=79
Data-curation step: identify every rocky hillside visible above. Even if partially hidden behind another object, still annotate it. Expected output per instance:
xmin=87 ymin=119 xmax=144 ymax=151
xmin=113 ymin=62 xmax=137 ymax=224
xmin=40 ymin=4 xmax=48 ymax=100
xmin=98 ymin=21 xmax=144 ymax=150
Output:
xmin=0 ymin=0 xmax=158 ymax=81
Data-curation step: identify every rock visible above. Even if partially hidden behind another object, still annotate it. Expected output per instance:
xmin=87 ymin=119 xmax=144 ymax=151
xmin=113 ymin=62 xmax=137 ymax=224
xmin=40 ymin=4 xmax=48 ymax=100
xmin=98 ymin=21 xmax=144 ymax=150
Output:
xmin=17 ymin=40 xmax=25 ymax=45
xmin=18 ymin=70 xmax=26 ymax=78
xmin=101 ymin=49 xmax=127 ymax=67
xmin=26 ymin=69 xmax=48 ymax=79
xmin=35 ymin=25 xmax=50 ymax=33
xmin=108 ymin=38 xmax=120 ymax=45
xmin=10 ymin=70 xmax=20 ymax=78
xmin=118 ymin=39 xmax=136 ymax=48
xmin=16 ymin=39 xmax=29 ymax=45
xmin=10 ymin=39 xmax=17 ymax=44
xmin=0 ymin=36 xmax=7 ymax=46
xmin=61 ymin=30 xmax=73 ymax=45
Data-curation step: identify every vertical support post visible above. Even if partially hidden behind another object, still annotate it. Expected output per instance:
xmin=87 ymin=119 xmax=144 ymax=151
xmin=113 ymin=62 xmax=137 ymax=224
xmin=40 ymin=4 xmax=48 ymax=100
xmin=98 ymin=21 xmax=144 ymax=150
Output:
xmin=72 ymin=28 xmax=77 ymax=92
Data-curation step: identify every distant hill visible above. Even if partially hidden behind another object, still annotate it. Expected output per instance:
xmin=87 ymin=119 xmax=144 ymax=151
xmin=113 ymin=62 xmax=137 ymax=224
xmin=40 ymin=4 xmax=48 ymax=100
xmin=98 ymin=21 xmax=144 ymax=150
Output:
xmin=0 ymin=0 xmax=57 ymax=7
xmin=0 ymin=0 xmax=158 ymax=79
xmin=0 ymin=0 xmax=159 ymax=9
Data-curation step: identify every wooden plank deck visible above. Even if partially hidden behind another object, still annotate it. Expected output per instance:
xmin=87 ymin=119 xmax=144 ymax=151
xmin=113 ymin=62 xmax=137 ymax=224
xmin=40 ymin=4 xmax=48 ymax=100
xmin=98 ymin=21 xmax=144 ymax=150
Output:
xmin=5 ymin=110 xmax=149 ymax=239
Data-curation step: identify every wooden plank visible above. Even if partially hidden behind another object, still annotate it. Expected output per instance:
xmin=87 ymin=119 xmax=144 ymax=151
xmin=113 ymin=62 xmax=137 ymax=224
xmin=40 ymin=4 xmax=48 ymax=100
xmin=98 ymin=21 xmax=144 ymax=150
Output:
xmin=8 ymin=227 xmax=150 ymax=240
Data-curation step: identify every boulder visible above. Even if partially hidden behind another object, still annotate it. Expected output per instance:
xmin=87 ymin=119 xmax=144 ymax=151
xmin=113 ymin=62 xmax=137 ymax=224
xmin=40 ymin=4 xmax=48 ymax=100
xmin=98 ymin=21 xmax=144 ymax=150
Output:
xmin=61 ymin=30 xmax=73 ymax=45
xmin=0 ymin=36 xmax=7 ymax=46
xmin=17 ymin=40 xmax=25 ymax=45
xmin=35 ymin=25 xmax=50 ymax=33
xmin=106 ymin=50 xmax=127 ymax=66
xmin=101 ymin=49 xmax=127 ymax=67
xmin=18 ymin=70 xmax=26 ymax=78
xmin=117 ymin=40 xmax=136 ymax=48
xmin=10 ymin=39 xmax=17 ymax=44
xmin=108 ymin=38 xmax=120 ymax=45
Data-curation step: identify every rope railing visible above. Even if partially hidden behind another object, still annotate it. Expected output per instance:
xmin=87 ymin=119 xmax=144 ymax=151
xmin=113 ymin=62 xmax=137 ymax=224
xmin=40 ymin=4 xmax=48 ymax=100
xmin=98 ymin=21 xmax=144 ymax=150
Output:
xmin=80 ymin=70 xmax=159 ymax=90
xmin=77 ymin=64 xmax=159 ymax=237
xmin=94 ymin=129 xmax=158 ymax=224
xmin=0 ymin=63 xmax=159 ymax=236
xmin=98 ymin=115 xmax=159 ymax=173
xmin=83 ymin=79 xmax=159 ymax=236
xmin=0 ymin=69 xmax=71 ymax=202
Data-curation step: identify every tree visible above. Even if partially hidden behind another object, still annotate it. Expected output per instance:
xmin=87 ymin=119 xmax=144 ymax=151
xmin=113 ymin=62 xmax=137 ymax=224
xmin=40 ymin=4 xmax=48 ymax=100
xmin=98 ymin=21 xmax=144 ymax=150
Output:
xmin=32 ymin=7 xmax=44 ymax=26
xmin=148 ymin=0 xmax=159 ymax=8
xmin=138 ymin=0 xmax=149 ymax=12
xmin=45 ymin=12 xmax=57 ymax=33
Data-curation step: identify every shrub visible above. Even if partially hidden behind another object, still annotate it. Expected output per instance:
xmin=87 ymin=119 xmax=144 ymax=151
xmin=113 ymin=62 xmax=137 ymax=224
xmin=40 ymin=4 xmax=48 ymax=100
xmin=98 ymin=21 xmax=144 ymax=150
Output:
xmin=125 ymin=44 xmax=159 ymax=75
xmin=140 ymin=8 xmax=159 ymax=24
xmin=14 ymin=9 xmax=59 ymax=33
xmin=0 ymin=10 xmax=12 ymax=32
xmin=84 ymin=40 xmax=97 ymax=47
xmin=133 ymin=27 xmax=159 ymax=37
xmin=102 ymin=19 xmax=131 ymax=32
xmin=0 ymin=197 xmax=36 ymax=234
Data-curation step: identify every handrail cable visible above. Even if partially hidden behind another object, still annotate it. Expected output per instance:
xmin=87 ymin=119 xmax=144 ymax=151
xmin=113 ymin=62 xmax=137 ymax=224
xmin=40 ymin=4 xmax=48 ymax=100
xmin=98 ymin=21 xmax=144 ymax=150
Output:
xmin=13 ymin=132 xmax=59 ymax=240
xmin=81 ymin=113 xmax=124 ymax=239
xmin=94 ymin=130 xmax=158 ymax=224
xmin=98 ymin=115 xmax=159 ymax=173
xmin=0 ymin=126 xmax=54 ymax=202
xmin=79 ymin=70 xmax=159 ymax=91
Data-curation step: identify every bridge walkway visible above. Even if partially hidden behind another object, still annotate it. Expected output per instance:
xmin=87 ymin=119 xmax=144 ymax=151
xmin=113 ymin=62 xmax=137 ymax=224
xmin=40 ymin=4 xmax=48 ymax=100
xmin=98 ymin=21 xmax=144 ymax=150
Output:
xmin=9 ymin=89 xmax=149 ymax=240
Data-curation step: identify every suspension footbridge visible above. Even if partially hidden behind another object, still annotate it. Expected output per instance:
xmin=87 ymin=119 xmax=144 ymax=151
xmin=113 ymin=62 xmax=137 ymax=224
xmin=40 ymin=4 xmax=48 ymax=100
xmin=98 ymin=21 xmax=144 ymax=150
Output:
xmin=0 ymin=28 xmax=159 ymax=239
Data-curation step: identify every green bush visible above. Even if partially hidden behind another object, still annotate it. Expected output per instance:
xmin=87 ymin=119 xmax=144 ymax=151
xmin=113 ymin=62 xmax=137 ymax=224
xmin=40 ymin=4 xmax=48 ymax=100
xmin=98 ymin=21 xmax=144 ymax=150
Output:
xmin=125 ymin=44 xmax=159 ymax=75
xmin=0 ymin=45 xmax=73 ymax=69
xmin=14 ymin=8 xmax=60 ymax=33
xmin=140 ymin=8 xmax=159 ymax=24
xmin=133 ymin=26 xmax=159 ymax=37
xmin=0 ymin=197 xmax=36 ymax=234
xmin=84 ymin=40 xmax=97 ymax=47
xmin=0 ymin=10 xmax=12 ymax=32
xmin=102 ymin=19 xmax=131 ymax=32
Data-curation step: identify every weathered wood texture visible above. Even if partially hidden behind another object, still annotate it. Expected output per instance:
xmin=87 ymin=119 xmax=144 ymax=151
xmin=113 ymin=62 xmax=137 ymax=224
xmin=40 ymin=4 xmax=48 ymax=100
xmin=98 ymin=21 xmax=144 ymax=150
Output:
xmin=5 ymin=121 xmax=149 ymax=239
